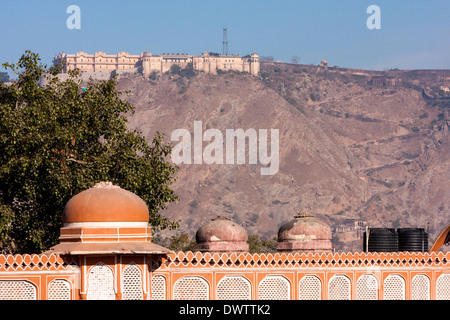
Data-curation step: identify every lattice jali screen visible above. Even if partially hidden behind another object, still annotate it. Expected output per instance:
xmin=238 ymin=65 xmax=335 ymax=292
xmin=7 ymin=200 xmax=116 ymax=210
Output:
xmin=356 ymin=274 xmax=378 ymax=300
xmin=436 ymin=273 xmax=450 ymax=300
xmin=173 ymin=276 xmax=209 ymax=300
xmin=383 ymin=275 xmax=405 ymax=300
xmin=122 ymin=264 xmax=143 ymax=300
xmin=216 ymin=276 xmax=251 ymax=300
xmin=86 ymin=263 xmax=115 ymax=300
xmin=411 ymin=274 xmax=430 ymax=300
xmin=47 ymin=279 xmax=71 ymax=300
xmin=160 ymin=251 xmax=450 ymax=269
xmin=328 ymin=275 xmax=350 ymax=300
xmin=151 ymin=275 xmax=166 ymax=300
xmin=257 ymin=275 xmax=290 ymax=300
xmin=0 ymin=280 xmax=36 ymax=300
xmin=298 ymin=275 xmax=321 ymax=300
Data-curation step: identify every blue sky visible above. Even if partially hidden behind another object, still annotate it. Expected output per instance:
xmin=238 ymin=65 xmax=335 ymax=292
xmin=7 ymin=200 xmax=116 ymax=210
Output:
xmin=1 ymin=0 xmax=449 ymax=77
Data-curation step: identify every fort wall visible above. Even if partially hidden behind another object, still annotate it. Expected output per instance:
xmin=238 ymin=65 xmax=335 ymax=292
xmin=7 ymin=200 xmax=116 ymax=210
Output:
xmin=53 ymin=51 xmax=260 ymax=77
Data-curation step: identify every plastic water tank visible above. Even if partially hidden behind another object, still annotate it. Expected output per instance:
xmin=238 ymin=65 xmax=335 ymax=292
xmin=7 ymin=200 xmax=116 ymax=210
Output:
xmin=397 ymin=228 xmax=428 ymax=252
xmin=363 ymin=228 xmax=398 ymax=252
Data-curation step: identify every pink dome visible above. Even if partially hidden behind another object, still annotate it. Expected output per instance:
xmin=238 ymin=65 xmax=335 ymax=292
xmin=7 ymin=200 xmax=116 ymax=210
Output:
xmin=277 ymin=212 xmax=332 ymax=253
xmin=195 ymin=216 xmax=248 ymax=253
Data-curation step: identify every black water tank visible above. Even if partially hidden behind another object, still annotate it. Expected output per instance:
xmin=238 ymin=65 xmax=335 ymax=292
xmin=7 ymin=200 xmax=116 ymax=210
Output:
xmin=397 ymin=228 xmax=429 ymax=252
xmin=363 ymin=228 xmax=398 ymax=252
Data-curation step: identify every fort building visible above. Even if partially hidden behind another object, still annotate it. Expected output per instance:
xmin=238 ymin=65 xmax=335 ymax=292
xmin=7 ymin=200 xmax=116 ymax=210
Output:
xmin=0 ymin=182 xmax=449 ymax=300
xmin=52 ymin=51 xmax=260 ymax=77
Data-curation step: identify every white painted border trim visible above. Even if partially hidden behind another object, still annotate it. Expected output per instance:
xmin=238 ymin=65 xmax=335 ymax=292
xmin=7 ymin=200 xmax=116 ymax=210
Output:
xmin=63 ymin=221 xmax=149 ymax=228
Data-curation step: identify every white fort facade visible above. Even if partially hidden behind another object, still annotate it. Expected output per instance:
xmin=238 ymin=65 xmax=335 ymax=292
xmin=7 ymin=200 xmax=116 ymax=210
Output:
xmin=53 ymin=51 xmax=260 ymax=77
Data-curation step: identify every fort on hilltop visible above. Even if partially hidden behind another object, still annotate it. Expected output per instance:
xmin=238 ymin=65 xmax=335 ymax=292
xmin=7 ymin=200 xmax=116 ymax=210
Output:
xmin=53 ymin=51 xmax=260 ymax=77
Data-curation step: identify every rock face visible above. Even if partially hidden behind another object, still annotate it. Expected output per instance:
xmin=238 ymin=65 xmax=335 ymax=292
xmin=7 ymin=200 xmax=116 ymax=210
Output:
xmin=116 ymin=61 xmax=450 ymax=251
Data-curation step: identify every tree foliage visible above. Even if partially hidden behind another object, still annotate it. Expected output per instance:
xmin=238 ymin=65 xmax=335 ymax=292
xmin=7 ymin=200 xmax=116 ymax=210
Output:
xmin=169 ymin=63 xmax=196 ymax=78
xmin=247 ymin=234 xmax=278 ymax=253
xmin=156 ymin=231 xmax=197 ymax=252
xmin=155 ymin=233 xmax=279 ymax=253
xmin=0 ymin=51 xmax=179 ymax=254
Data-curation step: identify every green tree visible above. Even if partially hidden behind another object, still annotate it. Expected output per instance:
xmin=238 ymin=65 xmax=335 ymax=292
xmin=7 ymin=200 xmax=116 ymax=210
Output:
xmin=170 ymin=64 xmax=182 ymax=75
xmin=0 ymin=51 xmax=179 ymax=254
xmin=156 ymin=232 xmax=197 ymax=252
xmin=247 ymin=234 xmax=278 ymax=253
xmin=170 ymin=63 xmax=196 ymax=79
xmin=149 ymin=70 xmax=159 ymax=81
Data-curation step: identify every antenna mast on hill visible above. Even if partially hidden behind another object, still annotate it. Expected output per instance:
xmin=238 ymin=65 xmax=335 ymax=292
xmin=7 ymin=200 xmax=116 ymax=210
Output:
xmin=223 ymin=27 xmax=228 ymax=55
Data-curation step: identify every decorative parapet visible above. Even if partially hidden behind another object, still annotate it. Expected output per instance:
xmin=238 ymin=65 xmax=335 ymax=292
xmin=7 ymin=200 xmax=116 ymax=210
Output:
xmin=0 ymin=251 xmax=448 ymax=300
xmin=0 ymin=254 xmax=78 ymax=272
xmin=2 ymin=251 xmax=448 ymax=272
xmin=156 ymin=251 xmax=450 ymax=270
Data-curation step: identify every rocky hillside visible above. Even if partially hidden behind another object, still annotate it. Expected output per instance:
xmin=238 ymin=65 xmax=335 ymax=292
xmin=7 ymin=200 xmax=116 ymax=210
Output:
xmin=116 ymin=62 xmax=450 ymax=252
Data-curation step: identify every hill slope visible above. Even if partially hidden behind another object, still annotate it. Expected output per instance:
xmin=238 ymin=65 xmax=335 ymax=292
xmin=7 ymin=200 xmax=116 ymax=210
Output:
xmin=117 ymin=62 xmax=450 ymax=251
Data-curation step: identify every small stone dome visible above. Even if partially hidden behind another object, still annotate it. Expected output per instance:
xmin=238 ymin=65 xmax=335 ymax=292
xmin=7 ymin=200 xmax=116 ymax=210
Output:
xmin=277 ymin=212 xmax=332 ymax=253
xmin=62 ymin=182 xmax=149 ymax=225
xmin=143 ymin=50 xmax=152 ymax=57
xmin=195 ymin=216 xmax=248 ymax=253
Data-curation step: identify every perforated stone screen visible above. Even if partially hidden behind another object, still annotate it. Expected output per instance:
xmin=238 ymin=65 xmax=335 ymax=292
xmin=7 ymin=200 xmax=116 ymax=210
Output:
xmin=86 ymin=263 xmax=115 ymax=300
xmin=216 ymin=276 xmax=251 ymax=300
xmin=258 ymin=275 xmax=290 ymax=300
xmin=383 ymin=275 xmax=405 ymax=300
xmin=173 ymin=276 xmax=209 ymax=300
xmin=122 ymin=264 xmax=143 ymax=300
xmin=411 ymin=274 xmax=430 ymax=300
xmin=436 ymin=273 xmax=450 ymax=300
xmin=48 ymin=279 xmax=71 ymax=300
xmin=0 ymin=280 xmax=36 ymax=300
xmin=328 ymin=275 xmax=350 ymax=300
xmin=356 ymin=274 xmax=378 ymax=300
xmin=298 ymin=275 xmax=321 ymax=300
xmin=151 ymin=275 xmax=166 ymax=300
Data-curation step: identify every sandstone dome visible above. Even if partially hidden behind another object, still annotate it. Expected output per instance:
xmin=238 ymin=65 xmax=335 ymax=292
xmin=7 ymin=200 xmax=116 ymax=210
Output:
xmin=277 ymin=212 xmax=332 ymax=253
xmin=195 ymin=216 xmax=248 ymax=252
xmin=62 ymin=182 xmax=149 ymax=226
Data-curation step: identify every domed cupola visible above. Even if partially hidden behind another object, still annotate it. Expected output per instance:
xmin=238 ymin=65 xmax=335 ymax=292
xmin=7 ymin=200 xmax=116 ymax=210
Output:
xmin=277 ymin=212 xmax=332 ymax=253
xmin=195 ymin=216 xmax=249 ymax=253
xmin=47 ymin=182 xmax=172 ymax=255
xmin=62 ymin=181 xmax=149 ymax=227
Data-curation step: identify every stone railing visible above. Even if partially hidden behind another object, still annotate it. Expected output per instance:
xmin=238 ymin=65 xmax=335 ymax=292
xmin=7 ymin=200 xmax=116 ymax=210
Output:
xmin=0 ymin=254 xmax=77 ymax=272
xmin=150 ymin=251 xmax=450 ymax=300
xmin=0 ymin=251 xmax=449 ymax=300
xmin=156 ymin=250 xmax=450 ymax=269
